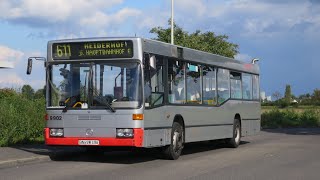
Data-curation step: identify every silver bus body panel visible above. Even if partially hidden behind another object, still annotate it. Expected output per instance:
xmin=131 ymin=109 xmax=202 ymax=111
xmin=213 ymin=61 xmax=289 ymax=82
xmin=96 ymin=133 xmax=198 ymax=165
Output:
xmin=143 ymin=100 xmax=260 ymax=147
xmin=141 ymin=38 xmax=260 ymax=147
xmin=44 ymin=37 xmax=260 ymax=148
xmin=46 ymin=108 xmax=144 ymax=138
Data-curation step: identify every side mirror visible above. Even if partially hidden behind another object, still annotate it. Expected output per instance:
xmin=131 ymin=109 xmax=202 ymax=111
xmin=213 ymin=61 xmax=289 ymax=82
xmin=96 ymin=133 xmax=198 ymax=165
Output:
xmin=26 ymin=58 xmax=33 ymax=75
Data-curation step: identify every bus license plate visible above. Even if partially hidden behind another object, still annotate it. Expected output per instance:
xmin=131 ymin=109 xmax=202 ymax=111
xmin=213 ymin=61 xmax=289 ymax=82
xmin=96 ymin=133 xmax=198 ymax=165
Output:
xmin=78 ymin=140 xmax=100 ymax=145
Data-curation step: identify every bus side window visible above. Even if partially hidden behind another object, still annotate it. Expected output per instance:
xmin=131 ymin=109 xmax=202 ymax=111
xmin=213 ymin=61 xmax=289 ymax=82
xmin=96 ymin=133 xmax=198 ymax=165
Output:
xmin=168 ymin=59 xmax=185 ymax=104
xmin=252 ymin=75 xmax=259 ymax=100
xmin=217 ymin=68 xmax=230 ymax=104
xmin=230 ymin=72 xmax=242 ymax=99
xmin=242 ymin=73 xmax=252 ymax=100
xmin=186 ymin=63 xmax=201 ymax=104
xmin=202 ymin=66 xmax=216 ymax=105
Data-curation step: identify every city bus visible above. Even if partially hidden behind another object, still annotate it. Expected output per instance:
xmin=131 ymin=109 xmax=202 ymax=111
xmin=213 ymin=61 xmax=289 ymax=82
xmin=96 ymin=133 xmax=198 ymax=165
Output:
xmin=27 ymin=37 xmax=260 ymax=160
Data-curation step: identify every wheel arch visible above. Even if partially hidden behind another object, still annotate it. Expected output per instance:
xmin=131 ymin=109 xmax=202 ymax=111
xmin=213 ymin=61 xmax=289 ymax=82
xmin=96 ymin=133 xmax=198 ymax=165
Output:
xmin=234 ymin=113 xmax=241 ymax=127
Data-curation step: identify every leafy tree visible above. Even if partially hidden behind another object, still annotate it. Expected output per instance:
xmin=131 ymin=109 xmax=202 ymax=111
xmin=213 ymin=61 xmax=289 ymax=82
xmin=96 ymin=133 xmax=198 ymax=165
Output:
xmin=312 ymin=89 xmax=320 ymax=105
xmin=0 ymin=88 xmax=16 ymax=99
xmin=150 ymin=20 xmax=239 ymax=58
xmin=284 ymin=85 xmax=292 ymax=103
xmin=34 ymin=88 xmax=45 ymax=99
xmin=272 ymin=91 xmax=282 ymax=101
xmin=282 ymin=85 xmax=292 ymax=107
xmin=21 ymin=85 xmax=34 ymax=100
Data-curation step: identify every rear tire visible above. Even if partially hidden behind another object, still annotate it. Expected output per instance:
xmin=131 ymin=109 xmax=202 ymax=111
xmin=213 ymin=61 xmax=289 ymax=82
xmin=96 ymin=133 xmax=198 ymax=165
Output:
xmin=227 ymin=119 xmax=241 ymax=148
xmin=163 ymin=122 xmax=184 ymax=160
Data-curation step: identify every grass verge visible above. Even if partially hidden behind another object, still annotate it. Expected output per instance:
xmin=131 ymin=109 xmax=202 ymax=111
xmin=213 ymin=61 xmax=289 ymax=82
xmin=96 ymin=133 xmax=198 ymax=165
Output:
xmin=261 ymin=108 xmax=320 ymax=129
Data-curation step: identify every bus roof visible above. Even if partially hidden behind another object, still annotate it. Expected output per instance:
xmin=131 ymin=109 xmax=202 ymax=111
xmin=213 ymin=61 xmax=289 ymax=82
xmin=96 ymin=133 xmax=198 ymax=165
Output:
xmin=48 ymin=37 xmax=259 ymax=74
xmin=143 ymin=38 xmax=259 ymax=75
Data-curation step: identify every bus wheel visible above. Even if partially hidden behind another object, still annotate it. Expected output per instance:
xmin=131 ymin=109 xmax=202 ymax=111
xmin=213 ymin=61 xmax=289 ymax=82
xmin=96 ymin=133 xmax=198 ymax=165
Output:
xmin=227 ymin=119 xmax=241 ymax=148
xmin=163 ymin=122 xmax=184 ymax=160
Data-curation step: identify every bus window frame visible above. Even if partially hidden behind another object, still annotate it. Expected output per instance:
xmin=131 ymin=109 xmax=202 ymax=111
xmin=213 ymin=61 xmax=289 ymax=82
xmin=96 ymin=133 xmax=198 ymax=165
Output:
xmin=142 ymin=54 xmax=260 ymax=109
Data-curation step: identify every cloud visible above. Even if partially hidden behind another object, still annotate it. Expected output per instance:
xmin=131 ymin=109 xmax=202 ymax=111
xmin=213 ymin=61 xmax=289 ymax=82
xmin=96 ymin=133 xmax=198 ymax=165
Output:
xmin=0 ymin=45 xmax=24 ymax=67
xmin=0 ymin=0 xmax=123 ymax=22
xmin=0 ymin=72 xmax=25 ymax=87
xmin=0 ymin=0 xmax=141 ymax=37
xmin=80 ymin=8 xmax=141 ymax=28
xmin=175 ymin=0 xmax=206 ymax=17
xmin=170 ymin=0 xmax=320 ymax=38
xmin=0 ymin=45 xmax=45 ymax=89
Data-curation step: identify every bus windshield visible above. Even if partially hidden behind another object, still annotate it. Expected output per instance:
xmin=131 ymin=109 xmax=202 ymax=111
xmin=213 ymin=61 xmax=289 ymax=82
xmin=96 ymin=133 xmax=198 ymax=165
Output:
xmin=48 ymin=61 xmax=142 ymax=109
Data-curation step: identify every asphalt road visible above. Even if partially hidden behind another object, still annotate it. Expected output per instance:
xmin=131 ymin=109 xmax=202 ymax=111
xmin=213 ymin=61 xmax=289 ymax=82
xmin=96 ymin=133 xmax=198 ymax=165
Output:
xmin=1 ymin=128 xmax=320 ymax=180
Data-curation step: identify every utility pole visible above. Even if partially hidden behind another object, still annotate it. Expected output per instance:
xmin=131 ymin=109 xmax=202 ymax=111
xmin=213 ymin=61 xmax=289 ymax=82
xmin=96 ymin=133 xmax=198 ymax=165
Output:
xmin=171 ymin=0 xmax=174 ymax=45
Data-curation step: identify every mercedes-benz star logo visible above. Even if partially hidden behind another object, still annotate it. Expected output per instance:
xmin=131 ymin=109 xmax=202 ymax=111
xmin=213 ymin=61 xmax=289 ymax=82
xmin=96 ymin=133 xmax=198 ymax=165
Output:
xmin=85 ymin=128 xmax=93 ymax=137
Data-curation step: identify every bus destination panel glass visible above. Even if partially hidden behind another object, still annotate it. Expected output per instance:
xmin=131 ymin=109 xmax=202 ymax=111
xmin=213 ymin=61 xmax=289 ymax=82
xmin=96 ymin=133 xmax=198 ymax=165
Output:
xmin=52 ymin=40 xmax=133 ymax=60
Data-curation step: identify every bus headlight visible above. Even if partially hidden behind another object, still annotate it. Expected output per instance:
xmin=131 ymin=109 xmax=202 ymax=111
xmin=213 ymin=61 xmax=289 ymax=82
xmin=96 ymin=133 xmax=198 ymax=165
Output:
xmin=50 ymin=128 xmax=64 ymax=137
xmin=116 ymin=128 xmax=134 ymax=138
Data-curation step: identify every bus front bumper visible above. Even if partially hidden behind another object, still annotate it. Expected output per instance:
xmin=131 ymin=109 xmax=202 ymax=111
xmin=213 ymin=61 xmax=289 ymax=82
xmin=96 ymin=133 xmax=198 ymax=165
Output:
xmin=44 ymin=128 xmax=143 ymax=147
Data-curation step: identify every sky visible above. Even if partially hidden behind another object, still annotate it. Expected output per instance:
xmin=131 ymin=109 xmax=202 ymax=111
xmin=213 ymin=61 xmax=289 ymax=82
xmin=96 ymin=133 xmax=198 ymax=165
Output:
xmin=0 ymin=0 xmax=319 ymax=97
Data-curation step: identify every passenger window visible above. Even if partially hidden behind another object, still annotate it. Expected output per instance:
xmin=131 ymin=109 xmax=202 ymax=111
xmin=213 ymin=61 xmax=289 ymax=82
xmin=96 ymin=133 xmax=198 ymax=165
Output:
xmin=217 ymin=68 xmax=230 ymax=104
xmin=144 ymin=55 xmax=164 ymax=108
xmin=230 ymin=72 xmax=242 ymax=99
xmin=186 ymin=63 xmax=201 ymax=104
xmin=242 ymin=73 xmax=252 ymax=100
xmin=202 ymin=66 xmax=216 ymax=105
xmin=252 ymin=75 xmax=259 ymax=100
xmin=168 ymin=59 xmax=185 ymax=104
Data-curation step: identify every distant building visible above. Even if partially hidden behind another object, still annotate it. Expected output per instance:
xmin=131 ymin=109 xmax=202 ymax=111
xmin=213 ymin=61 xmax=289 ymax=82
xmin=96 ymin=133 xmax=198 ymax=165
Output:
xmin=260 ymin=91 xmax=266 ymax=101
xmin=0 ymin=61 xmax=14 ymax=68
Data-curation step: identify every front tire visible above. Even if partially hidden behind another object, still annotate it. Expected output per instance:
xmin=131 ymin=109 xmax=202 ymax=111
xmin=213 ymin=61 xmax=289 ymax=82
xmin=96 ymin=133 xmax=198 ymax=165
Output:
xmin=163 ymin=122 xmax=184 ymax=160
xmin=227 ymin=119 xmax=241 ymax=148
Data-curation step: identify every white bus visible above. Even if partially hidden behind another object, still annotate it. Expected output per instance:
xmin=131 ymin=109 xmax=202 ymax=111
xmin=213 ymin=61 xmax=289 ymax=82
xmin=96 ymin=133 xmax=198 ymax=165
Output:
xmin=27 ymin=37 xmax=260 ymax=160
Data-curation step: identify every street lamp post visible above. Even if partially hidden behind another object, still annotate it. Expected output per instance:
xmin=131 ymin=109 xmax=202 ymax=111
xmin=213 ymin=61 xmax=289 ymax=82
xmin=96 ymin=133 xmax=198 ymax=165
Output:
xmin=171 ymin=0 xmax=174 ymax=45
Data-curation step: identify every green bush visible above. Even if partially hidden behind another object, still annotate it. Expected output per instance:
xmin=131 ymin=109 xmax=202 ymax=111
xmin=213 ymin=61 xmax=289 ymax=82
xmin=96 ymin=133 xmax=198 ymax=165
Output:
xmin=261 ymin=108 xmax=320 ymax=128
xmin=0 ymin=92 xmax=45 ymax=146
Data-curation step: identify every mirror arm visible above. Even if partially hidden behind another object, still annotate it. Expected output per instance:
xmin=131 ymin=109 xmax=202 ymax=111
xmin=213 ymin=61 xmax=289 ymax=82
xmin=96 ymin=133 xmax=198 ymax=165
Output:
xmin=30 ymin=57 xmax=47 ymax=61
xmin=26 ymin=57 xmax=47 ymax=75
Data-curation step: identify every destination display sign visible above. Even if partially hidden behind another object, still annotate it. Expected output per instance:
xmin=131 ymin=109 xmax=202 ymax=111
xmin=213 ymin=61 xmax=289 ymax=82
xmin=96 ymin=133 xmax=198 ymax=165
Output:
xmin=52 ymin=40 xmax=133 ymax=60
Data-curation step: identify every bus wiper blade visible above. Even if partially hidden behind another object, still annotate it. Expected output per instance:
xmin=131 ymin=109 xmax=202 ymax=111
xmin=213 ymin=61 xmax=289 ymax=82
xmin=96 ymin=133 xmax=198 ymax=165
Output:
xmin=95 ymin=96 xmax=116 ymax=113
xmin=62 ymin=106 xmax=68 ymax=113
xmin=105 ymin=102 xmax=116 ymax=113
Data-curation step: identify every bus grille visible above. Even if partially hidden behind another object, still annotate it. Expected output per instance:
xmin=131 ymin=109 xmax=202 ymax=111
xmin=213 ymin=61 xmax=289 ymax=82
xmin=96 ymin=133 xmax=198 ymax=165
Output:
xmin=78 ymin=115 xmax=101 ymax=121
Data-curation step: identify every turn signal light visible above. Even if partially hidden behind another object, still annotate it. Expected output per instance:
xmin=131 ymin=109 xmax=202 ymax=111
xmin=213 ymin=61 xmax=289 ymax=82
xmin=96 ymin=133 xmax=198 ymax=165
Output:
xmin=132 ymin=114 xmax=144 ymax=120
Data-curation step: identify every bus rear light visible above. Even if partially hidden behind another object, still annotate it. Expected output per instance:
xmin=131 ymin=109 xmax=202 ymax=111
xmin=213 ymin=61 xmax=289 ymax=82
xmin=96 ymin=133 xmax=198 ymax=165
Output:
xmin=132 ymin=114 xmax=143 ymax=120
xmin=50 ymin=128 xmax=64 ymax=137
xmin=44 ymin=114 xmax=49 ymax=121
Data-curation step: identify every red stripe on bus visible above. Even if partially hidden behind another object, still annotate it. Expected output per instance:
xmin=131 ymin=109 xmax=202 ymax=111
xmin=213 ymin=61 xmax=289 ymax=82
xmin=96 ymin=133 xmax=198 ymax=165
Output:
xmin=44 ymin=128 xmax=143 ymax=147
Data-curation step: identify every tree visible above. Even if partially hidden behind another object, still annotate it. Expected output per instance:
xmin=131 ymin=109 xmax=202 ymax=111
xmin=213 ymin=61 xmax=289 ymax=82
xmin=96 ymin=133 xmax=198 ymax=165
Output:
xmin=150 ymin=20 xmax=239 ymax=58
xmin=34 ymin=88 xmax=45 ymax=99
xmin=284 ymin=84 xmax=292 ymax=104
xmin=21 ymin=85 xmax=35 ymax=99
xmin=312 ymin=89 xmax=320 ymax=105
xmin=272 ymin=91 xmax=282 ymax=101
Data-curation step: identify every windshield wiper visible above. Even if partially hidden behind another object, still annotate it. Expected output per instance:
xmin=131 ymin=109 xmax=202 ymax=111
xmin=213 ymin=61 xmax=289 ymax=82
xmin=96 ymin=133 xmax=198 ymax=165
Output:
xmin=94 ymin=95 xmax=116 ymax=113
xmin=62 ymin=106 xmax=68 ymax=113
xmin=104 ymin=101 xmax=116 ymax=113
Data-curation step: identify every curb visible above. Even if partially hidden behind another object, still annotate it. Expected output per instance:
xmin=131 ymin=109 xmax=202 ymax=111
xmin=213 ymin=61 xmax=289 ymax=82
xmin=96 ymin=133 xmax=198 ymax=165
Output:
xmin=0 ymin=155 xmax=50 ymax=169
